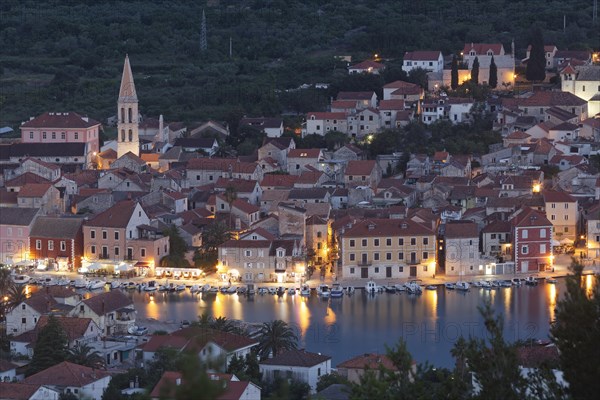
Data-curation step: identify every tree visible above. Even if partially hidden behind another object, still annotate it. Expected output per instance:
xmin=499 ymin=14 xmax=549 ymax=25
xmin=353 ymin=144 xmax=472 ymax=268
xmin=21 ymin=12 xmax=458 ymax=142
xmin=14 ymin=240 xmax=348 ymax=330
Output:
xmin=488 ymin=55 xmax=498 ymax=88
xmin=27 ymin=315 xmax=68 ymax=376
xmin=451 ymin=55 xmax=459 ymax=90
xmin=196 ymin=221 xmax=231 ymax=274
xmin=224 ymin=185 xmax=238 ymax=228
xmin=257 ymin=320 xmax=298 ymax=359
xmin=407 ymin=67 xmax=428 ymax=89
xmin=470 ymin=57 xmax=479 ymax=84
xmin=551 ymin=260 xmax=600 ymax=400
xmin=160 ymin=225 xmax=191 ymax=269
xmin=526 ymin=28 xmax=546 ymax=82
xmin=4 ymin=284 xmax=27 ymax=314
xmin=227 ymin=353 xmax=261 ymax=384
xmin=316 ymin=372 xmax=349 ymax=392
xmin=68 ymin=342 xmax=105 ymax=369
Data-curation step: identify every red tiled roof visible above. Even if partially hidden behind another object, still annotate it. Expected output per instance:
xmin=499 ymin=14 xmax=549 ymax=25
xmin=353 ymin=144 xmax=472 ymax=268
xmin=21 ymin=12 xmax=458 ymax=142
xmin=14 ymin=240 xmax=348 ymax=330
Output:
xmin=0 ymin=360 xmax=18 ymax=373
xmin=17 ymin=183 xmax=52 ymax=198
xmin=23 ymin=157 xmax=61 ymax=170
xmin=331 ymin=100 xmax=359 ymax=109
xmin=403 ymin=50 xmax=441 ymax=61
xmin=336 ymin=91 xmax=376 ymax=101
xmin=542 ymin=189 xmax=576 ymax=203
xmin=173 ymin=327 xmax=257 ymax=352
xmin=343 ymin=218 xmax=433 ymax=238
xmin=462 ymin=43 xmax=504 ymax=56
xmin=506 ymin=130 xmax=530 ymax=140
xmin=232 ymin=199 xmax=260 ymax=214
xmin=349 ymin=60 xmax=385 ymax=70
xmin=86 ymin=200 xmax=138 ymax=228
xmin=260 ymin=349 xmax=330 ymax=367
xmin=288 ymin=148 xmax=322 ymax=158
xmin=378 ymin=99 xmax=406 ymax=110
xmin=23 ymin=292 xmax=58 ymax=314
xmin=214 ymin=177 xmax=258 ymax=193
xmin=186 ymin=158 xmax=259 ymax=174
xmin=337 ymin=353 xmax=398 ymax=370
xmin=5 ymin=172 xmax=52 ymax=187
xmin=24 ymin=361 xmax=110 ymax=387
xmin=81 ymin=290 xmax=133 ymax=315
xmin=444 ymin=221 xmax=478 ymax=238
xmin=345 ymin=160 xmax=377 ymax=176
xmin=511 ymin=207 xmax=552 ymax=228
xmin=140 ymin=335 xmax=189 ymax=353
xmin=502 ymin=91 xmax=587 ymax=108
xmin=21 ymin=112 xmax=100 ymax=129
xmin=35 ymin=316 xmax=93 ymax=342
xmin=261 ymin=174 xmax=299 ymax=188
xmin=306 ymin=112 xmax=347 ymax=120
xmin=0 ymin=383 xmax=47 ymax=399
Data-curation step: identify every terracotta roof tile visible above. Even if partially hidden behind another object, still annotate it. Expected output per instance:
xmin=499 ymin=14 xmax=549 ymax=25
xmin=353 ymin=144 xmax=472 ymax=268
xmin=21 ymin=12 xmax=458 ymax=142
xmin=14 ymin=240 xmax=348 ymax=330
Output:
xmin=81 ymin=290 xmax=133 ymax=315
xmin=348 ymin=60 xmax=385 ymax=70
xmin=24 ymin=361 xmax=110 ymax=387
xmin=85 ymin=200 xmax=138 ymax=228
xmin=17 ymin=183 xmax=52 ymax=198
xmin=30 ymin=217 xmax=83 ymax=239
xmin=403 ymin=51 xmax=442 ymax=61
xmin=0 ymin=382 xmax=47 ymax=399
xmin=21 ymin=112 xmax=100 ymax=129
xmin=342 ymin=218 xmax=433 ymax=238
xmin=260 ymin=349 xmax=330 ymax=367
xmin=337 ymin=353 xmax=398 ymax=370
xmin=288 ymin=149 xmax=322 ymax=158
xmin=345 ymin=160 xmax=377 ymax=176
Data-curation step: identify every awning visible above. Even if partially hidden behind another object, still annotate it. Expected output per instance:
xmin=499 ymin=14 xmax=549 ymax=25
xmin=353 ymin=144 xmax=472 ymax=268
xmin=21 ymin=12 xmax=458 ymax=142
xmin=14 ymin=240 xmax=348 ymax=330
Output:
xmin=135 ymin=261 xmax=150 ymax=267
xmin=551 ymin=239 xmax=560 ymax=246
xmin=117 ymin=264 xmax=134 ymax=272
xmin=560 ymin=238 xmax=574 ymax=245
xmin=87 ymin=262 xmax=102 ymax=271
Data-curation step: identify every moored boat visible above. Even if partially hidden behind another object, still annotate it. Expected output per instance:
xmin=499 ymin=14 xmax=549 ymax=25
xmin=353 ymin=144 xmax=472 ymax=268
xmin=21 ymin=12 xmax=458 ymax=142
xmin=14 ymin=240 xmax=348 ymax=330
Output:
xmin=545 ymin=277 xmax=557 ymax=284
xmin=365 ymin=280 xmax=378 ymax=294
xmin=330 ymin=283 xmax=344 ymax=298
xmin=345 ymin=286 xmax=355 ymax=294
xmin=144 ymin=280 xmax=158 ymax=292
xmin=455 ymin=281 xmax=470 ymax=291
xmin=524 ymin=276 xmax=538 ymax=286
xmin=11 ymin=275 xmax=31 ymax=285
xmin=317 ymin=284 xmax=330 ymax=297
xmin=426 ymin=285 xmax=437 ymax=290
xmin=445 ymin=283 xmax=456 ymax=290
xmin=88 ymin=280 xmax=106 ymax=290
xmin=288 ymin=287 xmax=296 ymax=295
xmin=404 ymin=280 xmax=422 ymax=294
xmin=300 ymin=285 xmax=311 ymax=296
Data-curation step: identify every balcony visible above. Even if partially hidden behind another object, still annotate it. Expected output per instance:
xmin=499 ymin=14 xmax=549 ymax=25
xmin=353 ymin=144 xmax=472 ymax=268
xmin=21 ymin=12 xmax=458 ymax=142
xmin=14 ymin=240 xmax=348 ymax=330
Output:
xmin=407 ymin=259 xmax=419 ymax=265
xmin=357 ymin=261 xmax=372 ymax=267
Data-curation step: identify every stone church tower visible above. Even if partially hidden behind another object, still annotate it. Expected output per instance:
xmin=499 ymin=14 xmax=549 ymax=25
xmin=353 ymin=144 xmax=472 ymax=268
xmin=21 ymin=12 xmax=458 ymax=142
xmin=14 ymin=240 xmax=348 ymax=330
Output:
xmin=117 ymin=55 xmax=140 ymax=158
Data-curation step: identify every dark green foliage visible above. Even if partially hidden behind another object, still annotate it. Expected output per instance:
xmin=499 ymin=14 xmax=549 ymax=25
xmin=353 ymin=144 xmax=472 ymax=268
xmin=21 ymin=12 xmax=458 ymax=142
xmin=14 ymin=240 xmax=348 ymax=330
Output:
xmin=551 ymin=261 xmax=600 ymax=400
xmin=451 ymin=55 xmax=459 ymax=90
xmin=101 ymin=368 xmax=150 ymax=400
xmin=488 ymin=56 xmax=498 ymax=88
xmin=59 ymin=393 xmax=79 ymax=400
xmin=316 ymin=372 xmax=350 ymax=392
xmin=67 ymin=342 xmax=105 ymax=369
xmin=27 ymin=315 xmax=68 ymax=376
xmin=160 ymin=225 xmax=191 ymax=269
xmin=263 ymin=377 xmax=310 ymax=400
xmin=407 ymin=68 xmax=429 ymax=90
xmin=196 ymin=221 xmax=230 ymax=273
xmin=257 ymin=320 xmax=298 ymax=359
xmin=526 ymin=28 xmax=546 ymax=82
xmin=226 ymin=353 xmax=262 ymax=384
xmin=471 ymin=57 xmax=479 ymax=84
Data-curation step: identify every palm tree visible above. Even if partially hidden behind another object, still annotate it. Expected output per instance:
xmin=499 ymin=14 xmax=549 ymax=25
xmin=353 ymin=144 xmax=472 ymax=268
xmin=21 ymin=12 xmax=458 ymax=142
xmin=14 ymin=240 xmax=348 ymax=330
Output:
xmin=68 ymin=342 xmax=105 ymax=369
xmin=196 ymin=312 xmax=213 ymax=328
xmin=257 ymin=320 xmax=298 ymax=359
xmin=5 ymin=284 xmax=27 ymax=313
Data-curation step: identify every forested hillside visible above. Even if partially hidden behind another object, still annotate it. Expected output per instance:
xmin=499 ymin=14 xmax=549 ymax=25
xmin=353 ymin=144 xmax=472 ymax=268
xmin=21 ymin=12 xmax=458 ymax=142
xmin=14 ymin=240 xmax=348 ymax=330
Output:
xmin=0 ymin=0 xmax=597 ymax=129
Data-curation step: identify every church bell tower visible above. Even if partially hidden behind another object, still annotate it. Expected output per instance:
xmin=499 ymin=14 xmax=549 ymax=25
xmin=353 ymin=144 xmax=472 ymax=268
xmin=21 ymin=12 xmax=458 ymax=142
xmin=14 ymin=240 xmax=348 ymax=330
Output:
xmin=117 ymin=55 xmax=140 ymax=158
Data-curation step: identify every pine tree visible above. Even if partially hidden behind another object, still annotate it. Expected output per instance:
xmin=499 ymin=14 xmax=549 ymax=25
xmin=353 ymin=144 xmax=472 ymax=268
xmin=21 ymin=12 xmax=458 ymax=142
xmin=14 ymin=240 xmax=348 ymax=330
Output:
xmin=526 ymin=27 xmax=546 ymax=82
xmin=550 ymin=261 xmax=600 ymax=399
xmin=489 ymin=55 xmax=498 ymax=88
xmin=451 ymin=55 xmax=459 ymax=90
xmin=470 ymin=56 xmax=479 ymax=84
xmin=27 ymin=315 xmax=68 ymax=376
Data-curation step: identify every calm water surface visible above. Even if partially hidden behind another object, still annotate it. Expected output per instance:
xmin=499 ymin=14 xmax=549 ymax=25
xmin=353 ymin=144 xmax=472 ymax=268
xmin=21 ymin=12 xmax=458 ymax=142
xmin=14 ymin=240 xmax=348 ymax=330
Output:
xmin=121 ymin=277 xmax=594 ymax=368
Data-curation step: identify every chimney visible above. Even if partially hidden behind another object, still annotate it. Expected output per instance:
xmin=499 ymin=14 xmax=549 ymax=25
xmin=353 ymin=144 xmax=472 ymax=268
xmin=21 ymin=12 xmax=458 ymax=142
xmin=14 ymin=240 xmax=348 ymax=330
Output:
xmin=175 ymin=378 xmax=182 ymax=386
xmin=235 ymin=218 xmax=241 ymax=230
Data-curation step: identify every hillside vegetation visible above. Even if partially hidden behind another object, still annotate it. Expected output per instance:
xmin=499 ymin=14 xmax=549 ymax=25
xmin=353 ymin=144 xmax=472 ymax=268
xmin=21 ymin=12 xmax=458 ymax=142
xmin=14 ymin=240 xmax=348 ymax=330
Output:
xmin=0 ymin=0 xmax=597 ymax=129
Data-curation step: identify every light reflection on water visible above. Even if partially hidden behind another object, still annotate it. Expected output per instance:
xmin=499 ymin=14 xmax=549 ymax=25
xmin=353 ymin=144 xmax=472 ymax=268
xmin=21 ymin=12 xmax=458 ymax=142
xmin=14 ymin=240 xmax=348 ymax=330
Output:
xmin=118 ymin=278 xmax=591 ymax=367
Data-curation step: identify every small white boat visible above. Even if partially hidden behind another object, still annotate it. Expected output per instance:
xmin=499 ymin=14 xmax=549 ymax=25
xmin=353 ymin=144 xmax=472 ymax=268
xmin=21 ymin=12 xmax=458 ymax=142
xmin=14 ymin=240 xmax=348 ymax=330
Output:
xmin=445 ymin=283 xmax=456 ymax=290
xmin=238 ymin=286 xmax=248 ymax=294
xmin=489 ymin=280 xmax=500 ymax=288
xmin=41 ymin=277 xmax=55 ymax=286
xmin=258 ymin=287 xmax=269 ymax=295
xmin=56 ymin=278 xmax=70 ymax=286
xmin=525 ymin=276 xmax=538 ymax=286
xmin=479 ymin=281 xmax=492 ymax=289
xmin=288 ymin=287 xmax=296 ymax=295
xmin=144 ymin=281 xmax=158 ymax=292
xmin=317 ymin=284 xmax=330 ymax=297
xmin=345 ymin=286 xmax=355 ymax=294
xmin=300 ymin=285 xmax=311 ymax=296
xmin=190 ymin=285 xmax=200 ymax=293
xmin=511 ymin=278 xmax=523 ymax=286
xmin=73 ymin=278 xmax=89 ymax=289
xmin=455 ymin=281 xmax=470 ymax=291
xmin=545 ymin=277 xmax=557 ymax=284
xmin=124 ymin=282 xmax=137 ymax=290
xmin=472 ymin=281 xmax=482 ymax=288
xmin=365 ymin=280 xmax=378 ymax=294
xmin=175 ymin=284 xmax=186 ymax=292
xmin=208 ymin=286 xmax=219 ymax=293
xmin=500 ymin=280 xmax=512 ymax=288
xmin=394 ymin=283 xmax=406 ymax=292
xmin=426 ymin=285 xmax=437 ymax=290
xmin=12 ymin=275 xmax=31 ymax=285
xmin=227 ymin=286 xmax=238 ymax=294
xmin=201 ymin=284 xmax=211 ymax=292
xmin=88 ymin=280 xmax=106 ymax=290
xmin=404 ymin=281 xmax=422 ymax=294
xmin=110 ymin=281 xmax=121 ymax=289
xmin=384 ymin=285 xmax=397 ymax=293
xmin=219 ymin=286 xmax=229 ymax=293
xmin=268 ymin=287 xmax=277 ymax=295
xmin=330 ymin=283 xmax=344 ymax=298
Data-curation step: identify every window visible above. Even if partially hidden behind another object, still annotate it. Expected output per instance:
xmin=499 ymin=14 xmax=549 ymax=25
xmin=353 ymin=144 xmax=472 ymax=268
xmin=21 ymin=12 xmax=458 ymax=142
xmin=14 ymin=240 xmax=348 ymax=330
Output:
xmin=51 ymin=132 xmax=56 ymax=139
xmin=141 ymin=248 xmax=146 ymax=257
xmin=349 ymin=253 xmax=355 ymax=261
xmin=74 ymin=132 xmax=78 ymax=140
xmin=114 ymin=247 xmax=119 ymax=256
xmin=522 ymin=246 xmax=528 ymax=254
xmin=91 ymin=230 xmax=96 ymax=239
xmin=564 ymin=203 xmax=568 ymax=209
xmin=551 ymin=215 xmax=556 ymax=221
xmin=349 ymin=239 xmax=355 ymax=247
xmin=386 ymin=238 xmax=392 ymax=246
xmin=61 ymin=132 xmax=65 ymax=139
xmin=317 ymin=231 xmax=322 ymax=238
xmin=36 ymin=240 xmax=41 ymax=250
xmin=114 ymin=231 xmax=119 ymax=240
xmin=540 ymin=229 xmax=546 ymax=238
xmin=48 ymin=241 xmax=54 ymax=251
xmin=551 ymin=203 xmax=556 ymax=209
xmin=362 ymin=239 xmax=367 ymax=247
xmin=422 ymin=251 xmax=428 ymax=259
xmin=374 ymin=267 xmax=379 ymax=273
xmin=398 ymin=266 xmax=404 ymax=273
xmin=350 ymin=267 xmax=355 ymax=274
xmin=22 ymin=304 xmax=26 ymax=310
xmin=91 ymin=245 xmax=96 ymax=254
xmin=22 ymin=318 xmax=26 ymax=324
xmin=522 ymin=230 xmax=528 ymax=239
xmin=410 ymin=238 xmax=416 ymax=246
xmin=317 ymin=368 xmax=321 ymax=377
xmin=491 ymin=234 xmax=496 ymax=239
xmin=564 ymin=215 xmax=568 ymax=221
xmin=317 ymin=243 xmax=322 ymax=250
xmin=245 ymin=250 xmax=251 ymax=257
xmin=423 ymin=237 xmax=429 ymax=245
xmin=540 ymin=244 xmax=546 ymax=253
xmin=42 ymin=132 xmax=47 ymax=139
xmin=374 ymin=253 xmax=380 ymax=261
xmin=374 ymin=239 xmax=380 ymax=246
xmin=398 ymin=252 xmax=404 ymax=260
xmin=29 ymin=132 xmax=34 ymax=139
xmin=102 ymin=231 xmax=107 ymax=240
xmin=398 ymin=238 xmax=404 ymax=246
